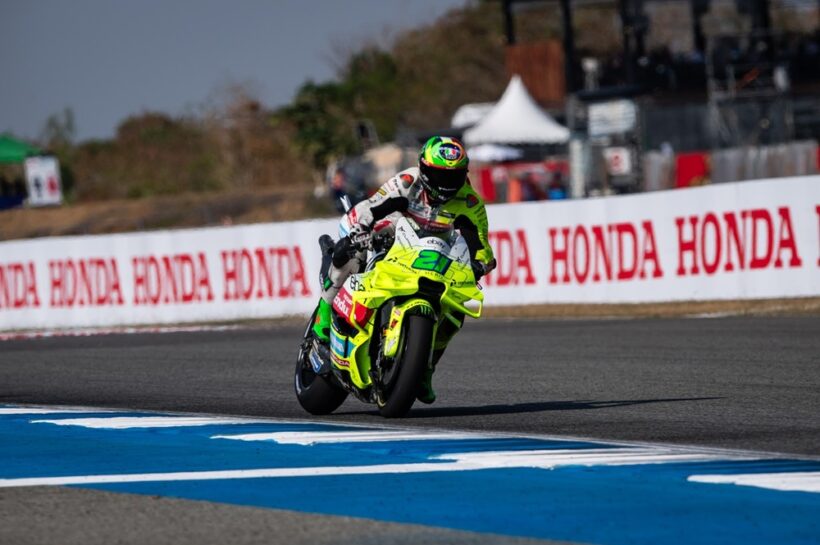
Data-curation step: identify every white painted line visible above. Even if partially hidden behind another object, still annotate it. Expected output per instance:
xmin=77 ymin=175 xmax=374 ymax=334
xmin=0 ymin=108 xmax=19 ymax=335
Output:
xmin=0 ymin=448 xmax=757 ymax=489
xmin=32 ymin=416 xmax=273 ymax=429
xmin=434 ymin=448 xmax=742 ymax=468
xmin=688 ymin=472 xmax=820 ymax=493
xmin=0 ymin=325 xmax=241 ymax=342
xmin=0 ymin=407 xmax=116 ymax=415
xmin=6 ymin=403 xmax=811 ymax=462
xmin=0 ymin=462 xmax=472 ymax=488
xmin=212 ymin=430 xmax=485 ymax=445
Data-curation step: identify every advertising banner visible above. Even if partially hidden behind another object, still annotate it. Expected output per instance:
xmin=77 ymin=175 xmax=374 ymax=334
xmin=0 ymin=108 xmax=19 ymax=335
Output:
xmin=1 ymin=176 xmax=818 ymax=330
xmin=0 ymin=220 xmax=336 ymax=330
xmin=24 ymin=156 xmax=63 ymax=207
xmin=482 ymin=176 xmax=819 ymax=304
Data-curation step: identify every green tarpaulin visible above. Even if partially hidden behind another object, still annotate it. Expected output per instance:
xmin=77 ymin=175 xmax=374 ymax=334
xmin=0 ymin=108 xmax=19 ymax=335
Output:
xmin=0 ymin=135 xmax=40 ymax=163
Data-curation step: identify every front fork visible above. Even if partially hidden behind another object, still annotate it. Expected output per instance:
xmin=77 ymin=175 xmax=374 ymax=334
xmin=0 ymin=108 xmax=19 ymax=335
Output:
xmin=380 ymin=299 xmax=437 ymax=359
xmin=368 ymin=298 xmax=436 ymax=406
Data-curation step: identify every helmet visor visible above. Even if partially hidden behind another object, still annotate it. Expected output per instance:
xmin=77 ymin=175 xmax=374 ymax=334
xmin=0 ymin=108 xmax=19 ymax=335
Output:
xmin=420 ymin=163 xmax=466 ymax=204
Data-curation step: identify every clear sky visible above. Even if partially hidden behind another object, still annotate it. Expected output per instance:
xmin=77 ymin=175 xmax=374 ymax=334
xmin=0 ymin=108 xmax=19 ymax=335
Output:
xmin=1 ymin=0 xmax=468 ymax=142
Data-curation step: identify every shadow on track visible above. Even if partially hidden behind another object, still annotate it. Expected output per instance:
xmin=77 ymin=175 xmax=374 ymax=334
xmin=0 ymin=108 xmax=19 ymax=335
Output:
xmin=337 ymin=397 xmax=722 ymax=418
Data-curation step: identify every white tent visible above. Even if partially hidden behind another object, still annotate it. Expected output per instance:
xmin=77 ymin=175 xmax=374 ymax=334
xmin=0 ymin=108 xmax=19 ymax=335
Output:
xmin=451 ymin=102 xmax=495 ymax=129
xmin=463 ymin=75 xmax=569 ymax=146
xmin=467 ymin=143 xmax=523 ymax=162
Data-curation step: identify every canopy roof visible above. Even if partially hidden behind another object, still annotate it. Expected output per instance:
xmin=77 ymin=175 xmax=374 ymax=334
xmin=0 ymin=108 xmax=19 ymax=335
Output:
xmin=451 ymin=102 xmax=496 ymax=129
xmin=463 ymin=76 xmax=569 ymax=146
xmin=467 ymin=143 xmax=524 ymax=162
xmin=0 ymin=135 xmax=40 ymax=164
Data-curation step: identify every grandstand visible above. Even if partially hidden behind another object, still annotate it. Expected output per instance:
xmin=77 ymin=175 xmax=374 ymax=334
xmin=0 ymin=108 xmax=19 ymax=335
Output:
xmin=492 ymin=0 xmax=820 ymax=194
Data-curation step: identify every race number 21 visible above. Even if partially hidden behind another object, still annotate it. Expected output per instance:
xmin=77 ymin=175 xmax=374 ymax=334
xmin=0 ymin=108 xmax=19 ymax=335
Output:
xmin=411 ymin=250 xmax=452 ymax=274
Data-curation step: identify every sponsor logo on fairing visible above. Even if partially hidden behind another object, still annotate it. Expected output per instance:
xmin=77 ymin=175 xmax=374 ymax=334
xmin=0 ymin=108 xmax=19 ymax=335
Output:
xmin=348 ymin=276 xmax=365 ymax=292
xmin=332 ymin=288 xmax=353 ymax=317
xmin=330 ymin=352 xmax=349 ymax=367
xmin=329 ymin=332 xmax=346 ymax=356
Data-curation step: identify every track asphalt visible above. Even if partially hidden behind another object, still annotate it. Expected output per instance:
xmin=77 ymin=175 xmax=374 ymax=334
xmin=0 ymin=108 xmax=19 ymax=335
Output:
xmin=1 ymin=315 xmax=818 ymax=544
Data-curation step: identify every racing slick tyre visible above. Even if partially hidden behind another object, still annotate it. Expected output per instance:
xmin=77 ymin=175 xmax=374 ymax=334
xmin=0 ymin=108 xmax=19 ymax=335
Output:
xmin=377 ymin=314 xmax=434 ymax=418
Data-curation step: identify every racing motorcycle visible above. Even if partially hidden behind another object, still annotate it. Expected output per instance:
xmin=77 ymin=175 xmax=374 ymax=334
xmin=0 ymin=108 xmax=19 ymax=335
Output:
xmin=294 ymin=216 xmax=484 ymax=418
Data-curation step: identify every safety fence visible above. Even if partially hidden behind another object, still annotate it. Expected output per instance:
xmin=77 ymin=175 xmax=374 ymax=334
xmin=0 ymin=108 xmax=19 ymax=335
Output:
xmin=642 ymin=140 xmax=818 ymax=191
xmin=0 ymin=175 xmax=818 ymax=330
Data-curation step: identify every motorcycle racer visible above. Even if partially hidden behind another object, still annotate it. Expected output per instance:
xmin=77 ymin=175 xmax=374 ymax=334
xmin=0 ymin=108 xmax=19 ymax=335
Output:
xmin=311 ymin=136 xmax=496 ymax=404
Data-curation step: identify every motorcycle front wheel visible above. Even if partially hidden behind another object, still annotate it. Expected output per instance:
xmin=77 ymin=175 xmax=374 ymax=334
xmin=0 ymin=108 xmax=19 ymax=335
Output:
xmin=377 ymin=314 xmax=434 ymax=418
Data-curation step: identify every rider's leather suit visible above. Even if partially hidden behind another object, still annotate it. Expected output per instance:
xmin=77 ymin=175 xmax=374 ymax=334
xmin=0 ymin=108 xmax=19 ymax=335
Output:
xmin=321 ymin=166 xmax=496 ymax=307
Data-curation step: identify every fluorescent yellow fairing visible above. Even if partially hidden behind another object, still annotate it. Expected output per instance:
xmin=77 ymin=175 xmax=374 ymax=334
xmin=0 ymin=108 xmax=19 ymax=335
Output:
xmin=329 ymin=219 xmax=484 ymax=392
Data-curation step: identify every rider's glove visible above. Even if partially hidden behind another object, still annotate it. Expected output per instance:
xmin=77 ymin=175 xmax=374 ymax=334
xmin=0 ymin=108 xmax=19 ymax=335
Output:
xmin=348 ymin=223 xmax=371 ymax=251
xmin=471 ymin=258 xmax=496 ymax=281
xmin=471 ymin=260 xmax=487 ymax=281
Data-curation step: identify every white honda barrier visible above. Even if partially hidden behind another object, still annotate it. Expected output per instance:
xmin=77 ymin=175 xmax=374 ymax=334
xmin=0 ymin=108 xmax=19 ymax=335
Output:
xmin=0 ymin=220 xmax=334 ymax=330
xmin=482 ymin=175 xmax=819 ymax=304
xmin=0 ymin=176 xmax=818 ymax=330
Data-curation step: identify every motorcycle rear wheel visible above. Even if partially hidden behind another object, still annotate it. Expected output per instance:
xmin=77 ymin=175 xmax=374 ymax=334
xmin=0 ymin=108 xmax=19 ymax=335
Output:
xmin=294 ymin=313 xmax=348 ymax=415
xmin=378 ymin=314 xmax=434 ymax=418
